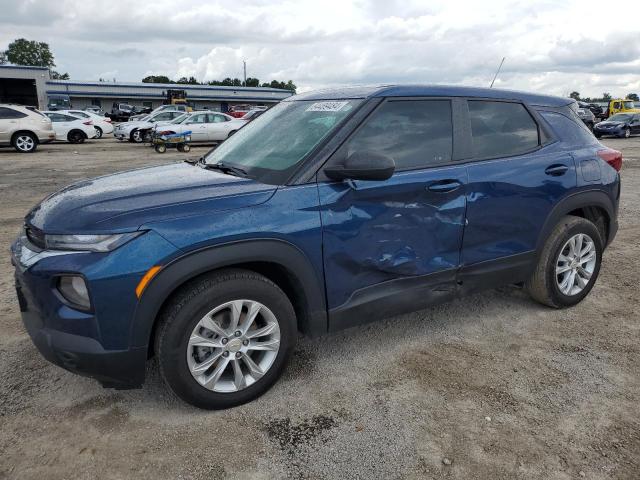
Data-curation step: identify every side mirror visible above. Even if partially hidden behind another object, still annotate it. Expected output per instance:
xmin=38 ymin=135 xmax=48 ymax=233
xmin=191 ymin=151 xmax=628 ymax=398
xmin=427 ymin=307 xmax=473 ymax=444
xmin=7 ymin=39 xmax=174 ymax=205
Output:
xmin=325 ymin=151 xmax=395 ymax=181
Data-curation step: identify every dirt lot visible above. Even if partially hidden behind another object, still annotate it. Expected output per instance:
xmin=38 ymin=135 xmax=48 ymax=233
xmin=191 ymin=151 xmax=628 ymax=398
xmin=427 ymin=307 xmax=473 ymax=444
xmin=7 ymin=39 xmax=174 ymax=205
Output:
xmin=0 ymin=137 xmax=638 ymax=480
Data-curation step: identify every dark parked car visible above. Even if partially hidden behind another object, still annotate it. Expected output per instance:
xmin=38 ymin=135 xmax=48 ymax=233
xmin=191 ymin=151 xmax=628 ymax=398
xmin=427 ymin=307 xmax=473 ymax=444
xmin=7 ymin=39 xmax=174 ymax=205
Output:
xmin=593 ymin=113 xmax=640 ymax=138
xmin=11 ymin=85 xmax=621 ymax=409
xmin=575 ymin=104 xmax=596 ymax=130
xmin=579 ymin=102 xmax=604 ymax=120
xmin=107 ymin=102 xmax=135 ymax=122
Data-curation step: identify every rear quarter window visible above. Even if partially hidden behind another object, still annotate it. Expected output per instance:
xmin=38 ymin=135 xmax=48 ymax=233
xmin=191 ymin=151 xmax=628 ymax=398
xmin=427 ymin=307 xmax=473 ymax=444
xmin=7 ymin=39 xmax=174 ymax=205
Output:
xmin=468 ymin=100 xmax=540 ymax=158
xmin=0 ymin=107 xmax=27 ymax=119
xmin=538 ymin=111 xmax=598 ymax=147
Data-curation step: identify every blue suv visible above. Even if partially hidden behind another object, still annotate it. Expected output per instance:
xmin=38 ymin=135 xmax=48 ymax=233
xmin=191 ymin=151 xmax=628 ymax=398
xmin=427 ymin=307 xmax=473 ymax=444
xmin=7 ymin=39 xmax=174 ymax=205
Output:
xmin=11 ymin=86 xmax=621 ymax=409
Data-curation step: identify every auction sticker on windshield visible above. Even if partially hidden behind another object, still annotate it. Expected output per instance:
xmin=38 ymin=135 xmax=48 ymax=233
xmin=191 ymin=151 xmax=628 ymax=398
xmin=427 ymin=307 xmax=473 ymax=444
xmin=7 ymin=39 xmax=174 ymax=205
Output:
xmin=306 ymin=101 xmax=350 ymax=112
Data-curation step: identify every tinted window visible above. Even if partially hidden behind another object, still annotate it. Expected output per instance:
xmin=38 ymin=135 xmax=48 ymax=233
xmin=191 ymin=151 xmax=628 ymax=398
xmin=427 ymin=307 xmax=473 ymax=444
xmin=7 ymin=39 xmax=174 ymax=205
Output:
xmin=468 ymin=101 xmax=539 ymax=158
xmin=187 ymin=114 xmax=207 ymax=124
xmin=209 ymin=114 xmax=228 ymax=123
xmin=539 ymin=111 xmax=597 ymax=147
xmin=0 ymin=107 xmax=27 ymax=119
xmin=343 ymin=100 xmax=453 ymax=170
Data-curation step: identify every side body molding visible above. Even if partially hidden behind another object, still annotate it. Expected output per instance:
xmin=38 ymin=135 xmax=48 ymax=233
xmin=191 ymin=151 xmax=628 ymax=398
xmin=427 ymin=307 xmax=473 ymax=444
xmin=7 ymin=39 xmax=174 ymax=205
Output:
xmin=129 ymin=239 xmax=328 ymax=348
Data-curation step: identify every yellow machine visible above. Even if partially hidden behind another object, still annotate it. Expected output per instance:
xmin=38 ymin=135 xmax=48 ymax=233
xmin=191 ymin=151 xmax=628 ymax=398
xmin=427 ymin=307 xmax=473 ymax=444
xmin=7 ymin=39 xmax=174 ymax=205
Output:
xmin=606 ymin=99 xmax=640 ymax=117
xmin=165 ymin=89 xmax=193 ymax=112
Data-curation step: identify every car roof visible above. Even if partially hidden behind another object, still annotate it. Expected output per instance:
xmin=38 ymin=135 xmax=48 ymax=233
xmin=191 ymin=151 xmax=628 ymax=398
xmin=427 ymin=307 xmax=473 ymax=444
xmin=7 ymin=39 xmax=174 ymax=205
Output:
xmin=286 ymin=84 xmax=572 ymax=107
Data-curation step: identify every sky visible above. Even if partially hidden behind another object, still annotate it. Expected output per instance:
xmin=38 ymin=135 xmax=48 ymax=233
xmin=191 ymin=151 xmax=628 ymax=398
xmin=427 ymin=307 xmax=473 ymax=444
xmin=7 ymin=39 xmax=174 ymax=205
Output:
xmin=1 ymin=0 xmax=639 ymax=98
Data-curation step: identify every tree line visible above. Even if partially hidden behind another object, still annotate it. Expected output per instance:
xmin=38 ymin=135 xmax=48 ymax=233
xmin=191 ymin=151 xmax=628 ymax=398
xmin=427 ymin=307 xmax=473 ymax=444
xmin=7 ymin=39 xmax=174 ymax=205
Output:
xmin=569 ymin=91 xmax=639 ymax=103
xmin=142 ymin=75 xmax=296 ymax=92
xmin=0 ymin=38 xmax=69 ymax=79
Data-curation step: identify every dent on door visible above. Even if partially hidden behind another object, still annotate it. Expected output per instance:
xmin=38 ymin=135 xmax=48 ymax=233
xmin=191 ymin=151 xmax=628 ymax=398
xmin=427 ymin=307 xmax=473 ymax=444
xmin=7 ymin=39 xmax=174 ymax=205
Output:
xmin=319 ymin=170 xmax=467 ymax=311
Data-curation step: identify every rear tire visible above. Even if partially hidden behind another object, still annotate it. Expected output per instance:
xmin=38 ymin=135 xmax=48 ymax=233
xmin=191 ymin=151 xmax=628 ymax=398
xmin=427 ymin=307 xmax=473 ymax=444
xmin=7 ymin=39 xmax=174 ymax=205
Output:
xmin=526 ymin=215 xmax=603 ymax=308
xmin=12 ymin=132 xmax=38 ymax=153
xmin=67 ymin=130 xmax=86 ymax=144
xmin=94 ymin=126 xmax=103 ymax=139
xmin=227 ymin=130 xmax=237 ymax=138
xmin=156 ymin=269 xmax=296 ymax=409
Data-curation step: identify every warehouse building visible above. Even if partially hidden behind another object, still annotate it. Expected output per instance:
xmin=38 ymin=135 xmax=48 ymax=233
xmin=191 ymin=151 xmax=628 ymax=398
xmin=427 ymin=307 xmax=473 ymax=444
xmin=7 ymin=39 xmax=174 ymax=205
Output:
xmin=0 ymin=65 xmax=293 ymax=112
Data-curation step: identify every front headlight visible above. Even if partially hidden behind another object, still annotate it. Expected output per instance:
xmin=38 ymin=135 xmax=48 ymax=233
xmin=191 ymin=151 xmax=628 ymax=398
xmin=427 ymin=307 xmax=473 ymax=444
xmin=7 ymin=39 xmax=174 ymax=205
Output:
xmin=45 ymin=232 xmax=144 ymax=252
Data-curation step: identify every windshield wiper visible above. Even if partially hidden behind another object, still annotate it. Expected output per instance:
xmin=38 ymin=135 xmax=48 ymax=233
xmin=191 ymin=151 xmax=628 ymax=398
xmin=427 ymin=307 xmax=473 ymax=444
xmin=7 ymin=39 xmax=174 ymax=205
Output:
xmin=201 ymin=161 xmax=247 ymax=177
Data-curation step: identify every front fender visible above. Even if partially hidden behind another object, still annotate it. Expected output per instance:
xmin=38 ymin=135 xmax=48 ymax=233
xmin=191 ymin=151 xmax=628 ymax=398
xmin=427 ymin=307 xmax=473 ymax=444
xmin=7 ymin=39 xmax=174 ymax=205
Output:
xmin=129 ymin=238 xmax=328 ymax=348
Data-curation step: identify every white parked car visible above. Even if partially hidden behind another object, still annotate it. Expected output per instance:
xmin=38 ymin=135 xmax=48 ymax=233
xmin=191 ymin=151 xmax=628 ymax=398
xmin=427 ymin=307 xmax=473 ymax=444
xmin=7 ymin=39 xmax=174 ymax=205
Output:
xmin=60 ymin=110 xmax=114 ymax=138
xmin=42 ymin=111 xmax=97 ymax=143
xmin=114 ymin=110 xmax=185 ymax=142
xmin=155 ymin=111 xmax=247 ymax=142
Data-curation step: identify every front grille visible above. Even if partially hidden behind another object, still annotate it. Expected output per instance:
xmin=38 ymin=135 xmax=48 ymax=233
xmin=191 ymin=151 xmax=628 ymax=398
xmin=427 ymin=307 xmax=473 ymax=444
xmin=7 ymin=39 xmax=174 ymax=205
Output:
xmin=25 ymin=225 xmax=46 ymax=249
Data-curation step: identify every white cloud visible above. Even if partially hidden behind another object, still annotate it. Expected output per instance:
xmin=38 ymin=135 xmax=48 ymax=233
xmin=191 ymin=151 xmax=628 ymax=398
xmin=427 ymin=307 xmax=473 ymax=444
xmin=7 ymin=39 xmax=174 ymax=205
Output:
xmin=1 ymin=0 xmax=639 ymax=98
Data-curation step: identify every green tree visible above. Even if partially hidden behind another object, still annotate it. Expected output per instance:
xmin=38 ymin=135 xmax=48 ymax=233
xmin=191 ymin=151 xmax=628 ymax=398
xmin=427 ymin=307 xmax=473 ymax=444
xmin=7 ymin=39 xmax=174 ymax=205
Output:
xmin=5 ymin=38 xmax=55 ymax=67
xmin=602 ymin=92 xmax=612 ymax=101
xmin=244 ymin=77 xmax=260 ymax=87
xmin=176 ymin=76 xmax=200 ymax=84
xmin=142 ymin=75 xmax=172 ymax=83
xmin=50 ymin=71 xmax=69 ymax=80
xmin=626 ymin=93 xmax=639 ymax=102
xmin=2 ymin=38 xmax=70 ymax=78
xmin=569 ymin=91 xmax=580 ymax=100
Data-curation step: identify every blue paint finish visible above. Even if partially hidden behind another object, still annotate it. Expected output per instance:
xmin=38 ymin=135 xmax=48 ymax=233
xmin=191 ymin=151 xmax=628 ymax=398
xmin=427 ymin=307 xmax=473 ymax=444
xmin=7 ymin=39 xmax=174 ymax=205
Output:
xmin=318 ymin=166 xmax=467 ymax=309
xmin=463 ymin=147 xmax=577 ymax=265
xmin=26 ymin=162 xmax=276 ymax=233
xmin=10 ymin=85 xmax=621 ymax=388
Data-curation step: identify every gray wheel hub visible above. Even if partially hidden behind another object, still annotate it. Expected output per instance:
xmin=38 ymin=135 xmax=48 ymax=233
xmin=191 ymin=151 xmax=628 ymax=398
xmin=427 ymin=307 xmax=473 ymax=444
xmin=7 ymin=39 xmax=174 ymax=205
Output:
xmin=15 ymin=135 xmax=34 ymax=151
xmin=555 ymin=233 xmax=597 ymax=296
xmin=186 ymin=299 xmax=281 ymax=393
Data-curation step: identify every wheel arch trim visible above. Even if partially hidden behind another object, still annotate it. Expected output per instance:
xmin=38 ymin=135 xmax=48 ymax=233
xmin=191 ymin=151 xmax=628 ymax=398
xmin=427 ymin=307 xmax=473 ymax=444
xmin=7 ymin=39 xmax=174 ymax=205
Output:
xmin=129 ymin=238 xmax=328 ymax=349
xmin=536 ymin=189 xmax=616 ymax=254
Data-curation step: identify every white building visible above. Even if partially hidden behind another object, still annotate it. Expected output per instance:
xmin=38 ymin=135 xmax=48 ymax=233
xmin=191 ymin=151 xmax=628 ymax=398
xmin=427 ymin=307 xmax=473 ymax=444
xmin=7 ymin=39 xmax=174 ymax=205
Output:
xmin=0 ymin=65 xmax=293 ymax=112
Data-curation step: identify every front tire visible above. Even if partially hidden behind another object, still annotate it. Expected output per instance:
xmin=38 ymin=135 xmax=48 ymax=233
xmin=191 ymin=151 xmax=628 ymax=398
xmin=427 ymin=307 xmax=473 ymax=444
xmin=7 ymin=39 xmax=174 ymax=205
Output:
xmin=623 ymin=127 xmax=631 ymax=138
xmin=526 ymin=215 xmax=603 ymax=308
xmin=154 ymin=144 xmax=167 ymax=153
xmin=156 ymin=269 xmax=296 ymax=409
xmin=131 ymin=129 xmax=143 ymax=143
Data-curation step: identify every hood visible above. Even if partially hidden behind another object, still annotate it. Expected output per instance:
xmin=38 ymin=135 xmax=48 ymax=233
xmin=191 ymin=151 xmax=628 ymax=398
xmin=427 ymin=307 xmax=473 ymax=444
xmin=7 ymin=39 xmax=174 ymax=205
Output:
xmin=597 ymin=121 xmax=626 ymax=127
xmin=26 ymin=162 xmax=276 ymax=233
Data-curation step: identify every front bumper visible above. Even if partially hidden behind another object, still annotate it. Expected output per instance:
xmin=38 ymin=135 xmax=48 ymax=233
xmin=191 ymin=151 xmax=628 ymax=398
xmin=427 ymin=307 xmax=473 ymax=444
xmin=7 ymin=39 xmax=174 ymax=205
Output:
xmin=13 ymin=260 xmax=146 ymax=388
xmin=594 ymin=125 xmax=623 ymax=136
xmin=10 ymin=230 xmax=179 ymax=388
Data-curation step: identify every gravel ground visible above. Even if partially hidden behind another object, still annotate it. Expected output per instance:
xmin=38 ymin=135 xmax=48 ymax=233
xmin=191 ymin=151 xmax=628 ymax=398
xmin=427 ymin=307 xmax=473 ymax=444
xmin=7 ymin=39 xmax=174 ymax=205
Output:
xmin=0 ymin=137 xmax=638 ymax=480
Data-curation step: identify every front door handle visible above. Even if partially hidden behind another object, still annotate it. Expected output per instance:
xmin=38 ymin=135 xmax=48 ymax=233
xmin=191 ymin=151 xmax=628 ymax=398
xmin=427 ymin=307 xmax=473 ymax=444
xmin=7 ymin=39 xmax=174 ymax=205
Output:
xmin=427 ymin=179 xmax=462 ymax=193
xmin=545 ymin=164 xmax=569 ymax=176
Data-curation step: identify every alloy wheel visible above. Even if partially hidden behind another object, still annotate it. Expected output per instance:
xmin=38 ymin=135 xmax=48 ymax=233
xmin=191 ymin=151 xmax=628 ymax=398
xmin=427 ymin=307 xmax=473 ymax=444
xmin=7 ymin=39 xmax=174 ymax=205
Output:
xmin=555 ymin=233 xmax=597 ymax=296
xmin=15 ymin=135 xmax=35 ymax=152
xmin=186 ymin=299 xmax=281 ymax=393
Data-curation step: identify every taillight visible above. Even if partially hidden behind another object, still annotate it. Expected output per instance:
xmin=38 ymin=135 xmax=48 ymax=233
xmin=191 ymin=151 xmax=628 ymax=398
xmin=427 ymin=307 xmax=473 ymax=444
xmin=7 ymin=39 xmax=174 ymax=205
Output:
xmin=83 ymin=120 xmax=93 ymax=125
xmin=597 ymin=148 xmax=623 ymax=172
xmin=105 ymin=118 xmax=112 ymax=123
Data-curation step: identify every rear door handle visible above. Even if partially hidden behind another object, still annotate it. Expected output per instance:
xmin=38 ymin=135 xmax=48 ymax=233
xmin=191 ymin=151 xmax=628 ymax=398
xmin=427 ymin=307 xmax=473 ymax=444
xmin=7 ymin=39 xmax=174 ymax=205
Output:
xmin=545 ymin=164 xmax=569 ymax=176
xmin=427 ymin=179 xmax=462 ymax=193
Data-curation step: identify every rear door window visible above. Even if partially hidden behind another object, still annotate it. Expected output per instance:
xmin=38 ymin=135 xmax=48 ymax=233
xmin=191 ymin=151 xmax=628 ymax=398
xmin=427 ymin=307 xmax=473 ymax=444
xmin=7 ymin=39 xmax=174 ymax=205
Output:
xmin=0 ymin=107 xmax=27 ymax=119
xmin=468 ymin=100 xmax=540 ymax=158
xmin=342 ymin=99 xmax=453 ymax=171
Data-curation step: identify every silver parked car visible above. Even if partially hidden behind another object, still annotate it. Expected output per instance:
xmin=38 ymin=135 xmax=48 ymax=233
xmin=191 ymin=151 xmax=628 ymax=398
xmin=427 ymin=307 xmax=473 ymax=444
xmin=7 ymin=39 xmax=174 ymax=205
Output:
xmin=154 ymin=111 xmax=248 ymax=143
xmin=0 ymin=104 xmax=56 ymax=153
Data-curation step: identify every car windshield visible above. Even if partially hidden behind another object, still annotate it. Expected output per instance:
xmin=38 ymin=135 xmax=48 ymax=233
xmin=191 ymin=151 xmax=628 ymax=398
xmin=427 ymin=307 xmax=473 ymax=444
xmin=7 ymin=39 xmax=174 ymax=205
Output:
xmin=608 ymin=114 xmax=632 ymax=122
xmin=204 ymin=99 xmax=362 ymax=184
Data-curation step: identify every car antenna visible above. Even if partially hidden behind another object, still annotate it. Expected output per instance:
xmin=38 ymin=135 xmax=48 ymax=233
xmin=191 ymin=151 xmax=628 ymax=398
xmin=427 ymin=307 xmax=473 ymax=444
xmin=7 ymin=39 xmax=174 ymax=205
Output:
xmin=489 ymin=57 xmax=506 ymax=88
